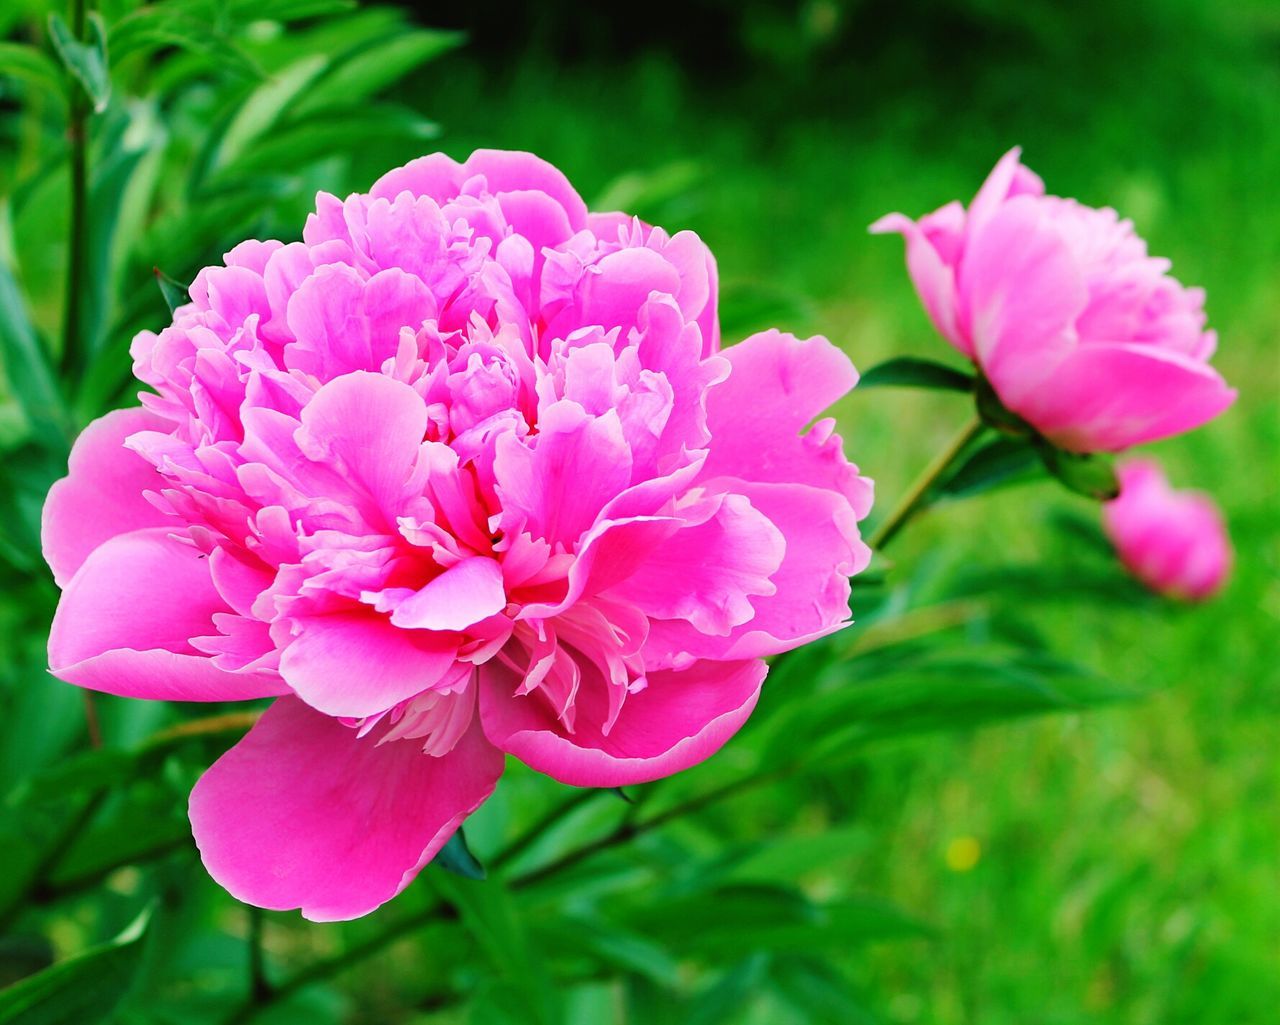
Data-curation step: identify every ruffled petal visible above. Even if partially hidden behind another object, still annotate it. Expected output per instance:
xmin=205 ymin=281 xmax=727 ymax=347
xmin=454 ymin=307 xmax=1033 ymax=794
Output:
xmin=700 ymin=330 xmax=872 ymax=518
xmin=479 ymin=657 xmax=764 ymax=787
xmin=190 ymin=695 xmax=504 ymax=921
xmin=48 ymin=528 xmax=286 ymax=701
xmin=42 ymin=408 xmax=177 ymax=587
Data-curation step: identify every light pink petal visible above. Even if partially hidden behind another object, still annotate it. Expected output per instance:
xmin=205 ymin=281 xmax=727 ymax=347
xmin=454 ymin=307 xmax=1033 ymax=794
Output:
xmin=462 ymin=149 xmax=589 ymax=231
xmin=1012 ymin=342 xmax=1237 ymax=451
xmin=644 ymin=480 xmax=867 ymax=664
xmin=966 ymin=146 xmax=1044 ymax=236
xmin=190 ymin=696 xmax=503 ymax=921
xmin=959 ymin=195 xmax=1088 ymax=407
xmin=580 ymin=247 xmax=683 ymax=339
xmin=869 ymin=212 xmax=967 ymax=354
xmin=479 ymin=657 xmax=765 ymax=787
xmin=48 ymin=528 xmax=286 ymax=701
xmin=700 ymin=330 xmax=872 ymax=518
xmin=390 ymin=556 xmax=507 ymax=631
xmin=42 ymin=408 xmax=177 ymax=587
xmin=279 ymin=610 xmax=460 ymax=718
xmin=369 ymin=152 xmax=465 ymax=203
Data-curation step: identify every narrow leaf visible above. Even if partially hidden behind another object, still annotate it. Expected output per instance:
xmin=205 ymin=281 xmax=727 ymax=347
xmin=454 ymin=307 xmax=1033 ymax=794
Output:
xmin=435 ymin=828 xmax=486 ymax=880
xmin=0 ymin=907 xmax=149 ymax=1025
xmin=47 ymin=12 xmax=110 ymax=113
xmin=858 ymin=356 xmax=974 ymax=392
xmin=0 ymin=43 xmax=67 ymax=106
xmin=153 ymin=268 xmax=189 ymax=316
xmin=939 ymin=436 xmax=1042 ymax=498
xmin=0 ymin=254 xmax=67 ymax=446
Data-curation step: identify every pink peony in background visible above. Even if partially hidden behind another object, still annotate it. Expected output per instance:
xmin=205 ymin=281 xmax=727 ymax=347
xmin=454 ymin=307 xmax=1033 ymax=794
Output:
xmin=1103 ymin=459 xmax=1231 ymax=601
xmin=42 ymin=150 xmax=872 ymax=920
xmin=873 ymin=148 xmax=1236 ymax=452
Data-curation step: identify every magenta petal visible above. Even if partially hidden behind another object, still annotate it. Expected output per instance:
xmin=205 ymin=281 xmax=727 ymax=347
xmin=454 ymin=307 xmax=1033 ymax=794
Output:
xmin=700 ymin=330 xmax=872 ymax=517
xmin=1012 ymin=342 xmax=1238 ymax=451
xmin=48 ymin=528 xmax=286 ymax=701
xmin=479 ymin=657 xmax=765 ymax=787
xmin=190 ymin=696 xmax=504 ymax=921
xmin=279 ymin=611 xmax=460 ymax=718
xmin=390 ymin=556 xmax=507 ymax=631
xmin=42 ymin=407 xmax=176 ymax=587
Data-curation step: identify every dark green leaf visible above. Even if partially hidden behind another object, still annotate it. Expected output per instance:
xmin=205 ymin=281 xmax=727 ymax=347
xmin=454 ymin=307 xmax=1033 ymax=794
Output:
xmin=939 ymin=436 xmax=1042 ymax=498
xmin=608 ymin=786 xmax=634 ymax=804
xmin=974 ymin=374 xmax=1033 ymax=435
xmin=771 ymin=957 xmax=879 ymax=1025
xmin=0 ymin=43 xmax=67 ymax=107
xmin=858 ymin=356 xmax=974 ymax=392
xmin=47 ymin=12 xmax=110 ymax=113
xmin=0 ymin=907 xmax=149 ymax=1025
xmin=292 ymin=29 xmax=465 ymax=117
xmin=1036 ymin=442 xmax=1120 ymax=501
xmin=0 ymin=258 xmax=67 ymax=446
xmin=108 ymin=9 xmax=260 ymax=77
xmin=686 ymin=955 xmax=770 ymax=1025
xmin=153 ymin=269 xmax=189 ymax=316
xmin=435 ymin=828 xmax=486 ymax=880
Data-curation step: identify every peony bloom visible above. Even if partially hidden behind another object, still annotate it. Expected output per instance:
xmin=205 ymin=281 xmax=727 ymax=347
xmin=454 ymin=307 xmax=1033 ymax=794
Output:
xmin=1102 ymin=459 xmax=1231 ymax=601
xmin=42 ymin=150 xmax=872 ymax=920
xmin=872 ymin=148 xmax=1236 ymax=452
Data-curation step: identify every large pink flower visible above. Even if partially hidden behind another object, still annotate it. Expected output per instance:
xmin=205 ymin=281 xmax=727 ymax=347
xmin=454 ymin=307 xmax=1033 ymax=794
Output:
xmin=1103 ymin=460 xmax=1231 ymax=601
xmin=42 ymin=150 xmax=872 ymax=920
xmin=873 ymin=148 xmax=1236 ymax=452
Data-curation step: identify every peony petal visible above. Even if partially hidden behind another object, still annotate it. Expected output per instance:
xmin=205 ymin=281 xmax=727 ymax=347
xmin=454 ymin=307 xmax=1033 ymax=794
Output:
xmin=643 ymin=480 xmax=866 ymax=663
xmin=190 ymin=695 xmax=503 ymax=921
xmin=462 ymin=149 xmax=589 ymax=230
xmin=279 ymin=610 xmax=461 ymax=718
xmin=390 ymin=556 xmax=507 ymax=631
xmin=48 ymin=528 xmax=286 ymax=701
xmin=42 ymin=407 xmax=177 ymax=587
xmin=700 ymin=330 xmax=872 ymax=518
xmin=958 ymin=195 xmax=1088 ymax=407
xmin=1018 ymin=342 xmax=1238 ymax=451
xmin=479 ymin=657 xmax=765 ymax=787
xmin=869 ymin=212 xmax=967 ymax=353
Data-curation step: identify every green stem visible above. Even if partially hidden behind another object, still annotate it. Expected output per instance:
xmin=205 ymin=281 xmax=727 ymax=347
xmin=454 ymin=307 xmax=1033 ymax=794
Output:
xmin=59 ymin=0 xmax=89 ymax=382
xmin=866 ymin=414 xmax=985 ymax=550
xmin=247 ymin=907 xmax=271 ymax=1004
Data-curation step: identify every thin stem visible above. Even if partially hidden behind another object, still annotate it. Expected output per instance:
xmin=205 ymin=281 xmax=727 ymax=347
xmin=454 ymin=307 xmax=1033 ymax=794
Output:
xmin=866 ymin=414 xmax=985 ymax=550
xmin=60 ymin=0 xmax=90 ymax=381
xmin=82 ymin=692 xmax=101 ymax=748
xmin=247 ymin=907 xmax=271 ymax=1004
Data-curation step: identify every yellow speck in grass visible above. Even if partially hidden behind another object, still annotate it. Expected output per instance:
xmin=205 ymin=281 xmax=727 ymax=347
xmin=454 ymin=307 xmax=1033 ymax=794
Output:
xmin=945 ymin=836 xmax=982 ymax=872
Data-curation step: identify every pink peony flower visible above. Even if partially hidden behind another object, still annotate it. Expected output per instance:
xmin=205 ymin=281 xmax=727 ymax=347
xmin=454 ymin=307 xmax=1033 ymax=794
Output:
xmin=872 ymin=148 xmax=1236 ymax=452
xmin=1102 ymin=460 xmax=1231 ymax=601
xmin=42 ymin=150 xmax=872 ymax=920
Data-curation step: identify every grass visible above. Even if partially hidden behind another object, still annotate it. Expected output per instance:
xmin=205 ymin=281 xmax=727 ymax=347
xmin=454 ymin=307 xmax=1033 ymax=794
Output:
xmin=410 ymin=11 xmax=1280 ymax=1022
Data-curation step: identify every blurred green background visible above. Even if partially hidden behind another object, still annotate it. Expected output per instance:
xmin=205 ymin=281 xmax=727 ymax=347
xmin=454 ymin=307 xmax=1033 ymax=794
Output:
xmin=1 ymin=1 xmax=1277 ymax=1023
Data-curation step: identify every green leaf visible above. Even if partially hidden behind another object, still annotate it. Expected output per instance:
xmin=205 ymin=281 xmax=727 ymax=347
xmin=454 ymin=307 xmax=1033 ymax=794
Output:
xmin=214 ymin=54 xmax=330 ymax=171
xmin=153 ymin=269 xmax=189 ymax=316
xmin=0 ymin=43 xmax=67 ymax=107
xmin=974 ymin=373 xmax=1033 ymax=435
xmin=0 ymin=253 xmax=67 ymax=446
xmin=47 ymin=12 xmax=110 ymax=113
xmin=533 ymin=916 xmax=681 ymax=987
xmin=108 ymin=8 xmax=260 ymax=77
xmin=431 ymin=875 xmax=560 ymax=1025
xmin=0 ymin=907 xmax=150 ymax=1025
xmin=939 ymin=436 xmax=1043 ymax=498
xmin=292 ymin=29 xmax=465 ymax=117
xmin=686 ymin=955 xmax=770 ymax=1025
xmin=1036 ymin=441 xmax=1120 ymax=501
xmin=435 ymin=828 xmax=486 ymax=880
xmin=858 ymin=356 xmax=974 ymax=392
xmin=770 ymin=956 xmax=879 ymax=1025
